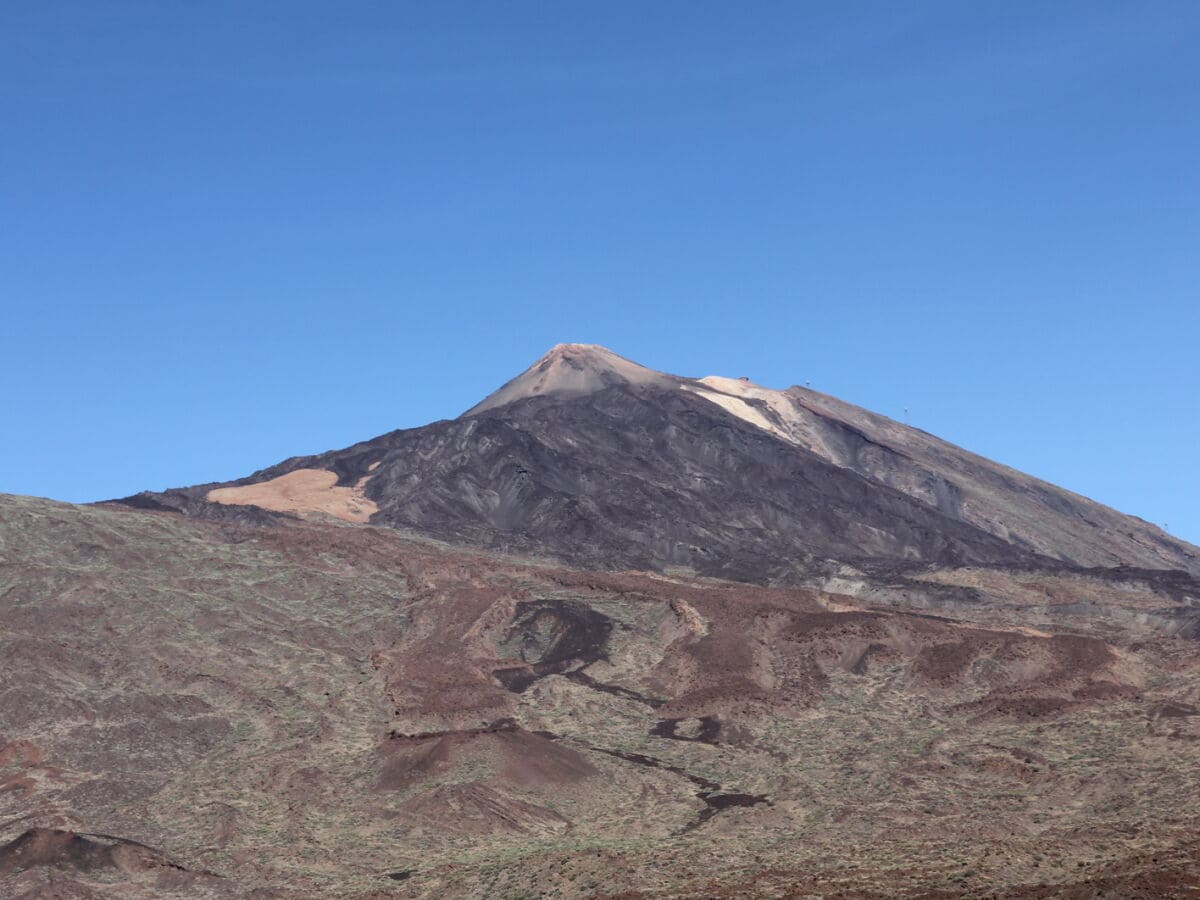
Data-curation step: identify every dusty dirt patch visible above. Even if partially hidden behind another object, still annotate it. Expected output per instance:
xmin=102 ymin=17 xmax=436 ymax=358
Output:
xmin=206 ymin=468 xmax=377 ymax=523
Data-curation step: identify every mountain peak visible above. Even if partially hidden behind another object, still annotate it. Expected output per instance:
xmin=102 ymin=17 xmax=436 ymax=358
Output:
xmin=122 ymin=344 xmax=1200 ymax=578
xmin=462 ymin=343 xmax=675 ymax=416
xmin=544 ymin=341 xmax=613 ymax=356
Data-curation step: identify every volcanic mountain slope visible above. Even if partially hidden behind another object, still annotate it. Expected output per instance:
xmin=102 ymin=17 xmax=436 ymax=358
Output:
xmin=13 ymin=344 xmax=1196 ymax=896
xmin=120 ymin=343 xmax=1199 ymax=580
xmin=3 ymin=493 xmax=1200 ymax=898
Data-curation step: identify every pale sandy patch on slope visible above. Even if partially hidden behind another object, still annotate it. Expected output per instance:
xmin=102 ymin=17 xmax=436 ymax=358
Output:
xmin=681 ymin=380 xmax=794 ymax=443
xmin=207 ymin=469 xmax=378 ymax=523
xmin=698 ymin=376 xmax=807 ymax=437
xmin=692 ymin=376 xmax=861 ymax=463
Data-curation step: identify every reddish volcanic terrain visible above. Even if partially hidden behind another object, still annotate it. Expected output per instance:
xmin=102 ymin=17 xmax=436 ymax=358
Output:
xmin=4 ymin=346 xmax=1200 ymax=897
xmin=3 ymin=495 xmax=1200 ymax=897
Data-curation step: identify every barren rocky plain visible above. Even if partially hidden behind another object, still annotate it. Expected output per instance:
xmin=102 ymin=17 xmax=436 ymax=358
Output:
xmin=3 ymin=345 xmax=1199 ymax=898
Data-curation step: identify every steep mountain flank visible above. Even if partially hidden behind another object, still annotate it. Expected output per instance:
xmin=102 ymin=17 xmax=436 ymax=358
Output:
xmin=688 ymin=374 xmax=1193 ymax=572
xmin=121 ymin=384 xmax=1039 ymax=580
xmin=118 ymin=344 xmax=1199 ymax=579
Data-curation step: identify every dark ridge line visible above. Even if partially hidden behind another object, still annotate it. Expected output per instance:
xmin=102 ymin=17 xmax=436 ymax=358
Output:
xmin=563 ymin=669 xmax=665 ymax=709
xmin=588 ymin=745 xmax=720 ymax=792
xmin=386 ymin=718 xmax=518 ymax=742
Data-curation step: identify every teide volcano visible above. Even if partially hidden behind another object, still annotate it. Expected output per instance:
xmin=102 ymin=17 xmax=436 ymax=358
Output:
xmin=8 ymin=343 xmax=1200 ymax=898
xmin=120 ymin=343 xmax=1198 ymax=581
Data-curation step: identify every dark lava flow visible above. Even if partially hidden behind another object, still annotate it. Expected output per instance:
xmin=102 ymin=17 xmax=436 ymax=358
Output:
xmin=563 ymin=669 xmax=664 ymax=708
xmin=589 ymin=745 xmax=768 ymax=835
xmin=494 ymin=599 xmax=665 ymax=707
xmin=651 ymin=716 xmax=721 ymax=744
xmin=494 ymin=599 xmax=614 ymax=692
xmin=387 ymin=717 xmax=519 ymax=742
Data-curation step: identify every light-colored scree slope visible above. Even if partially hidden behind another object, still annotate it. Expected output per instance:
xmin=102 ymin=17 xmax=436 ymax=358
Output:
xmin=207 ymin=468 xmax=377 ymax=523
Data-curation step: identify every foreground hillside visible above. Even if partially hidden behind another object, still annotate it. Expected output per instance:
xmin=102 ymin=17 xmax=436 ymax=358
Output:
xmin=3 ymin=494 xmax=1200 ymax=897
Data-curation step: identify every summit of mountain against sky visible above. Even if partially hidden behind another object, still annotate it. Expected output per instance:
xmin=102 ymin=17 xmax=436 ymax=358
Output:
xmin=117 ymin=343 xmax=1199 ymax=580
xmin=461 ymin=343 xmax=679 ymax=416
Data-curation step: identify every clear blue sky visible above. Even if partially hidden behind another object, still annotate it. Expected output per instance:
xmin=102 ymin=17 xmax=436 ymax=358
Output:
xmin=3 ymin=2 xmax=1198 ymax=545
